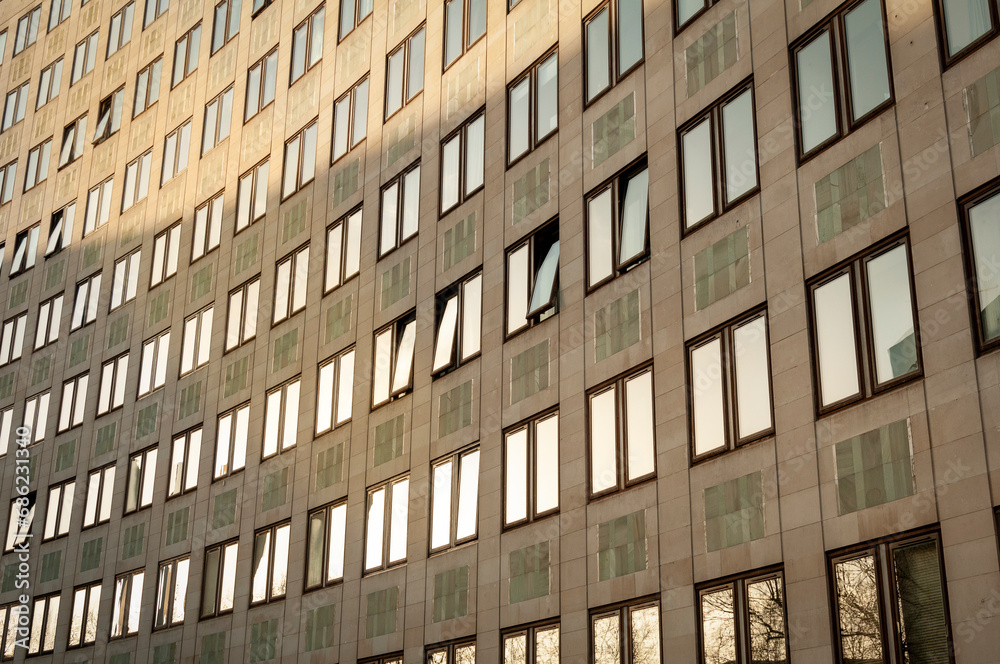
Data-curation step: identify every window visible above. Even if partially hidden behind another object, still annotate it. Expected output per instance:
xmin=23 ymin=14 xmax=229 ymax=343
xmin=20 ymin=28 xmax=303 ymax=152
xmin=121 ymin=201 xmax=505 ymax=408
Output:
xmin=172 ymin=23 xmax=201 ymax=86
xmin=680 ymin=83 xmax=758 ymax=231
xmin=0 ymin=162 xmax=16 ymax=203
xmin=282 ymin=120 xmax=318 ymax=197
xmin=58 ymin=373 xmax=88 ymax=431
xmin=588 ymin=367 xmax=655 ymax=498
xmin=71 ymin=273 xmax=101 ymax=330
xmin=432 ymin=272 xmax=482 ymax=374
xmin=5 ymin=494 xmax=34 ymax=552
xmin=155 ymin=557 xmax=189 ymax=628
xmin=306 ymin=502 xmax=347 ymax=589
xmin=144 ymin=0 xmax=169 ymax=27
xmin=107 ymin=2 xmax=134 ymax=57
xmin=236 ymin=159 xmax=268 ymax=230
xmin=48 ymin=0 xmax=72 ymax=29
xmin=161 ymin=120 xmax=192 ymax=183
xmin=792 ymin=0 xmax=892 ymax=159
xmin=226 ymin=278 xmax=260 ymax=349
xmin=586 ymin=161 xmax=649 ymax=290
xmin=138 ymin=330 xmax=170 ymax=396
xmin=110 ymin=249 xmax=141 ymax=310
xmin=584 ymin=0 xmax=643 ymax=104
xmin=121 ymin=150 xmax=152 ymax=210
xmin=150 ymin=223 xmax=180 ymax=286
xmin=202 ymin=540 xmax=238 ymax=617
xmin=506 ymin=221 xmax=559 ymax=336
xmin=22 ymin=392 xmax=49 ymax=445
xmin=385 ymin=26 xmax=425 ymax=119
xmin=97 ymin=353 xmax=129 ymax=414
xmin=211 ymin=0 xmax=240 ymax=53
xmin=71 ymin=32 xmax=98 ymax=84
xmin=830 ymin=531 xmax=952 ymax=664
xmin=332 ymin=76 xmax=368 ymax=161
xmin=245 ymin=49 xmax=277 ymax=120
xmin=181 ymin=307 xmax=213 ymax=374
xmin=379 ymin=161 xmax=420 ymax=257
xmin=504 ymin=411 xmax=558 ymax=528
xmin=444 ymin=0 xmax=485 ymax=67
xmin=83 ymin=464 xmax=115 ymax=526
xmin=273 ymin=245 xmax=310 ymax=323
xmin=43 ymin=480 xmax=74 ymax=540
xmin=125 ymin=446 xmax=157 ymax=513
xmin=316 ymin=347 xmax=355 ymax=433
xmin=428 ymin=641 xmax=476 ymax=664
xmin=263 ymin=379 xmax=300 ymax=458
xmin=2 ymin=83 xmax=29 ymax=131
xmin=699 ymin=569 xmax=786 ymax=664
xmin=193 ymin=192 xmax=223 ymax=260
xmin=84 ymin=177 xmax=114 ymax=234
xmin=251 ymin=522 xmax=290 ymax=604
xmin=808 ymin=236 xmax=919 ymax=413
xmin=27 ymin=593 xmax=58 ymax=654
xmin=291 ymin=6 xmax=325 ymax=82
xmin=339 ymin=0 xmax=370 ymax=40
xmin=36 ymin=58 xmax=62 ymax=108
xmin=111 ymin=569 xmax=144 ymax=638
xmin=325 ymin=207 xmax=361 ymax=291
xmin=0 ymin=32 xmax=5 ymax=66
xmin=23 ymin=140 xmax=50 ymax=191
xmin=94 ymin=87 xmax=125 ymax=143
xmin=508 ymin=50 xmax=558 ymax=165
xmin=134 ymin=57 xmax=162 ymax=116
xmin=169 ymin=428 xmax=200 ymax=496
xmin=68 ymin=585 xmax=101 ymax=647
xmin=214 ymin=403 xmax=249 ymax=478
xmin=364 ymin=476 xmax=409 ymax=571
xmin=0 ymin=315 xmax=27 ymax=366
xmin=13 ymin=7 xmax=41 ymax=55
xmin=440 ymin=111 xmax=485 ymax=213
xmin=252 ymin=0 xmax=272 ymax=16
xmin=10 ymin=225 xmax=39 ymax=276
xmin=372 ymin=312 xmax=416 ymax=407
xmin=202 ymin=85 xmax=234 ymax=153
xmin=59 ymin=115 xmax=87 ymax=166
xmin=959 ymin=182 xmax=1000 ymax=353
xmin=34 ymin=293 xmax=63 ymax=350
xmin=0 ymin=409 xmax=11 ymax=458
xmin=502 ymin=624 xmax=560 ymax=664
xmin=430 ymin=447 xmax=479 ymax=551
xmin=676 ymin=0 xmax=719 ymax=31
xmin=591 ymin=601 xmax=660 ymax=664
xmin=936 ymin=0 xmax=1000 ymax=63
xmin=689 ymin=309 xmax=773 ymax=461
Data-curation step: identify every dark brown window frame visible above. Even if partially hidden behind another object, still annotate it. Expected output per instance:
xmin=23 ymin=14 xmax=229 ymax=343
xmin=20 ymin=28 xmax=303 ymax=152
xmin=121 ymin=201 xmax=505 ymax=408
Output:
xmin=584 ymin=155 xmax=650 ymax=293
xmin=235 ymin=157 xmax=269 ymax=233
xmin=305 ymin=499 xmax=348 ymax=591
xmin=431 ymin=268 xmax=482 ymax=376
xmin=588 ymin=597 xmax=661 ymax=664
xmin=123 ymin=444 xmax=158 ymax=514
xmin=502 ymin=407 xmax=559 ymax=530
xmin=504 ymin=218 xmax=560 ymax=339
xmin=428 ymin=443 xmax=480 ymax=554
xmin=582 ymin=0 xmax=645 ymax=107
xmin=506 ymin=47 xmax=559 ymax=168
xmin=501 ymin=620 xmax=561 ymax=663
xmin=696 ymin=566 xmax=788 ymax=664
xmin=67 ymin=583 xmax=101 ymax=646
xmin=167 ymin=425 xmax=202 ymax=497
xmin=291 ymin=4 xmax=325 ymax=83
xmin=338 ymin=0 xmax=371 ymax=43
xmin=324 ymin=205 xmax=362 ymax=293
xmin=225 ymin=277 xmax=260 ymax=352
xmin=673 ymin=0 xmax=718 ymax=35
xmin=442 ymin=0 xmax=486 ymax=71
xmin=371 ymin=309 xmax=417 ymax=408
xmin=245 ymin=47 xmax=278 ymax=121
xmin=110 ymin=567 xmax=146 ymax=639
xmin=931 ymin=0 xmax=1000 ymax=68
xmin=314 ymin=344 xmax=356 ymax=434
xmin=271 ymin=242 xmax=310 ymax=325
xmin=378 ymin=159 xmax=420 ymax=259
xmin=261 ymin=375 xmax=302 ymax=460
xmin=331 ymin=75 xmax=369 ymax=164
xmin=360 ymin=654 xmax=403 ymax=664
xmin=171 ymin=22 xmax=202 ymax=88
xmin=362 ymin=473 xmax=410 ymax=573
xmin=41 ymin=478 xmax=75 ymax=541
xmin=281 ymin=118 xmax=318 ymax=200
xmin=201 ymin=537 xmax=239 ymax=618
xmin=439 ymin=108 xmax=485 ymax=217
xmin=426 ymin=638 xmax=477 ymax=663
xmin=154 ymin=554 xmax=191 ymax=629
xmin=384 ymin=23 xmax=426 ymax=121
xmin=250 ymin=521 xmax=291 ymax=605
xmin=957 ymin=176 xmax=1000 ymax=355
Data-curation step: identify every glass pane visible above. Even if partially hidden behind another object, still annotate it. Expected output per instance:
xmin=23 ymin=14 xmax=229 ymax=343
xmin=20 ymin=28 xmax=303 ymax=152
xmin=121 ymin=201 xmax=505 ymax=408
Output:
xmin=251 ymin=531 xmax=270 ymax=602
xmin=631 ymin=606 xmax=660 ymax=664
xmin=352 ymin=79 xmax=368 ymax=145
xmin=969 ymin=193 xmax=1000 ymax=343
xmin=465 ymin=115 xmax=485 ymax=195
xmin=386 ymin=49 xmax=403 ymax=116
xmin=619 ymin=168 xmax=649 ymax=265
xmin=691 ymin=338 xmax=725 ymax=455
xmin=588 ymin=188 xmax=614 ymax=287
xmin=430 ymin=461 xmax=453 ymax=549
xmin=271 ymin=525 xmax=289 ymax=597
xmin=203 ymin=546 xmax=221 ymax=613
xmin=586 ymin=9 xmax=610 ymax=102
xmin=310 ymin=9 xmax=325 ymax=67
xmin=402 ymin=166 xmax=420 ymax=239
xmin=509 ymin=78 xmax=530 ymax=161
xmin=796 ymin=32 xmax=837 ymax=154
xmin=442 ymin=136 xmax=460 ymax=209
xmin=328 ymin=504 xmax=346 ymax=581
xmin=336 ymin=350 xmax=354 ymax=425
xmin=733 ymin=314 xmax=772 ymax=438
xmin=748 ymin=576 xmax=787 ymax=663
xmin=462 ymin=275 xmax=482 ymax=360
xmin=625 ymin=371 xmax=655 ymax=481
xmin=722 ymin=88 xmax=757 ymax=203
xmin=433 ymin=296 xmax=459 ymax=372
xmin=834 ymin=555 xmax=884 ymax=664
xmin=345 ymin=209 xmax=362 ymax=276
xmin=221 ymin=544 xmax=237 ymax=611
xmin=866 ymin=245 xmax=917 ymax=383
xmin=505 ymin=634 xmax=526 ymax=664
xmin=678 ymin=0 xmax=706 ymax=26
xmin=537 ymin=56 xmax=558 ymax=142
xmin=445 ymin=0 xmax=462 ymax=65
xmin=844 ymin=0 xmax=890 ymax=121
xmin=388 ymin=479 xmax=408 ymax=563
xmin=682 ymin=118 xmax=714 ymax=227
xmin=302 ymin=124 xmax=317 ymax=183
xmin=408 ymin=30 xmax=425 ymax=96
xmin=456 ymin=450 xmax=479 ymax=539
xmin=535 ymin=415 xmax=559 ymax=514
xmin=814 ymin=273 xmax=860 ymax=406
xmin=593 ymin=614 xmax=620 ymax=664
xmin=308 ymin=513 xmax=324 ymax=586
xmin=528 ymin=240 xmax=559 ymax=316
xmin=590 ymin=388 xmax=618 ymax=493
xmin=942 ymin=0 xmax=993 ymax=55
xmin=536 ymin=625 xmax=560 ymax=664
xmin=894 ymin=539 xmax=950 ymax=664
xmin=372 ymin=329 xmax=392 ymax=403
xmin=507 ymin=244 xmax=529 ymax=334
xmin=468 ymin=0 xmax=486 ymax=44
xmin=617 ymin=0 xmax=642 ymax=74
xmin=391 ymin=320 xmax=416 ymax=394
xmin=702 ymin=588 xmax=736 ymax=664
xmin=365 ymin=488 xmax=385 ymax=570
xmin=505 ymin=429 xmax=528 ymax=524
xmin=334 ymin=96 xmax=350 ymax=159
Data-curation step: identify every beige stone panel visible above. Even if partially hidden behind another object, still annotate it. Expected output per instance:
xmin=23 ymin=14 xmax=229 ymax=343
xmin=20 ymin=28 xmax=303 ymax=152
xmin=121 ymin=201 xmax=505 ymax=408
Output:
xmin=68 ymin=80 xmax=92 ymax=119
xmin=20 ymin=188 xmax=43 ymax=223
xmin=241 ymin=107 xmax=272 ymax=166
xmin=118 ymin=203 xmax=146 ymax=247
xmin=199 ymin=148 xmax=228 ymax=200
xmin=381 ymin=108 xmax=419 ymax=172
xmin=336 ymin=28 xmax=371 ymax=95
xmin=167 ymin=79 xmax=195 ymax=127
xmin=443 ymin=53 xmax=484 ymax=126
xmin=139 ymin=21 xmax=165 ymax=62
xmin=509 ymin=0 xmax=556 ymax=66
xmin=0 ymin=129 xmax=20 ymax=163
xmin=158 ymin=177 xmax=186 ymax=221
xmin=44 ymin=27 xmax=66 ymax=63
xmin=389 ymin=0 xmax=425 ymax=44
xmin=179 ymin=0 xmax=201 ymax=25
xmin=129 ymin=111 xmax=156 ymax=155
xmin=0 ymin=208 xmax=8 ymax=237
xmin=32 ymin=106 xmax=55 ymax=141
xmin=287 ymin=68 xmax=321 ymax=133
xmin=55 ymin=163 xmax=80 ymax=203
xmin=78 ymin=0 xmax=102 ymax=30
xmin=209 ymin=42 xmax=238 ymax=92
xmin=104 ymin=51 xmax=128 ymax=89
xmin=249 ymin=7 xmax=280 ymax=58
xmin=92 ymin=138 xmax=117 ymax=178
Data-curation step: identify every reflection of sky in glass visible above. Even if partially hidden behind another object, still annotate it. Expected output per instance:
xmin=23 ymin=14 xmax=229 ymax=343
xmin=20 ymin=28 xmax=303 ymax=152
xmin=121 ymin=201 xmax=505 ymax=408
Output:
xmin=683 ymin=119 xmax=713 ymax=226
xmin=971 ymin=193 xmax=1000 ymax=340
xmin=815 ymin=274 xmax=859 ymax=405
xmin=366 ymin=488 xmax=385 ymax=569
xmin=505 ymin=429 xmax=527 ymax=523
xmin=796 ymin=33 xmax=837 ymax=153
xmin=692 ymin=339 xmax=724 ymax=455
xmin=943 ymin=0 xmax=992 ymax=55
xmin=845 ymin=0 xmax=890 ymax=121
xmin=590 ymin=389 xmax=617 ymax=492
xmin=535 ymin=415 xmax=559 ymax=514
xmin=866 ymin=245 xmax=915 ymax=382
xmin=456 ymin=451 xmax=479 ymax=539
xmin=431 ymin=461 xmax=452 ymax=548
xmin=625 ymin=371 xmax=654 ymax=480
xmin=734 ymin=315 xmax=772 ymax=438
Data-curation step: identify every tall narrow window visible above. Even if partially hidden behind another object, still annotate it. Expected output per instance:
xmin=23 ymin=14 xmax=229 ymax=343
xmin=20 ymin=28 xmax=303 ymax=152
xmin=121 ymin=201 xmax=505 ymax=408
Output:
xmin=5 ymin=495 xmax=34 ymax=553
xmin=71 ymin=32 xmax=98 ymax=84
xmin=107 ymin=2 xmax=135 ymax=57
xmin=83 ymin=464 xmax=116 ymax=527
xmin=291 ymin=5 xmax=325 ymax=82
xmin=282 ymin=121 xmax=318 ymax=197
xmin=94 ymin=87 xmax=125 ymax=143
xmin=246 ymin=49 xmax=278 ymax=120
xmin=504 ymin=411 xmax=558 ymax=528
xmin=58 ymin=373 xmax=88 ymax=431
xmin=339 ymin=0 xmax=371 ymax=40
xmin=960 ymin=182 xmax=1000 ymax=353
xmin=150 ymin=223 xmax=180 ymax=286
xmin=306 ymin=502 xmax=347 ymax=589
xmin=364 ymin=476 xmax=409 ymax=571
xmin=193 ymin=191 xmax=223 ymax=260
xmin=202 ymin=540 xmax=238 ymax=617
xmin=583 ymin=0 xmax=644 ymax=103
xmin=506 ymin=222 xmax=559 ymax=337
xmin=2 ymin=83 xmax=30 ymax=131
xmin=936 ymin=0 xmax=999 ymax=63
xmin=263 ymin=379 xmax=300 ymax=458
xmin=23 ymin=140 xmax=51 ymax=191
xmin=792 ymin=0 xmax=892 ymax=159
xmin=111 ymin=569 xmax=144 ymax=638
xmin=13 ymin=7 xmax=41 ymax=55
xmin=22 ymin=392 xmax=50 ymax=445
xmin=48 ymin=0 xmax=72 ymax=29
xmin=588 ymin=367 xmax=655 ymax=498
xmin=155 ymin=557 xmax=189 ymax=628
xmin=429 ymin=447 xmax=480 ymax=551
xmin=134 ymin=57 xmax=162 ymax=116
xmin=181 ymin=307 xmax=213 ymax=374
xmin=236 ymin=159 xmax=268 ymax=231
xmin=809 ymin=236 xmax=919 ymax=412
xmin=507 ymin=50 xmax=558 ymax=165
xmin=316 ymin=347 xmax=355 ymax=434
xmin=325 ymin=207 xmax=362 ymax=291
xmin=110 ymin=249 xmax=141 ymax=310
xmin=36 ymin=58 xmax=63 ymax=108
xmin=214 ymin=403 xmax=249 ymax=478
xmin=440 ymin=110 xmax=485 ymax=214
xmin=372 ymin=312 xmax=417 ymax=407
xmin=97 ymin=353 xmax=129 ymax=414
xmin=226 ymin=278 xmax=260 ymax=350
xmin=432 ymin=272 xmax=482 ymax=374
xmin=121 ymin=150 xmax=152 ymax=211
xmin=161 ymin=120 xmax=192 ymax=183
xmin=144 ymin=0 xmax=169 ymax=27
xmin=59 ymin=116 xmax=87 ymax=166
xmin=172 ymin=23 xmax=201 ymax=86
xmin=379 ymin=161 xmax=420 ymax=257
xmin=699 ymin=570 xmax=787 ymax=664
xmin=84 ymin=177 xmax=114 ymax=235
xmin=138 ymin=330 xmax=170 ymax=397
xmin=71 ymin=273 xmax=102 ymax=330
xmin=125 ymin=446 xmax=158 ymax=513
xmin=332 ymin=76 xmax=368 ymax=161
xmin=27 ymin=594 xmax=58 ymax=654
xmin=443 ymin=0 xmax=485 ymax=66
xmin=168 ymin=428 xmax=200 ymax=496
xmin=202 ymin=86 xmax=234 ymax=153
xmin=211 ymin=0 xmax=240 ymax=53
xmin=591 ymin=602 xmax=660 ymax=664
xmin=502 ymin=624 xmax=560 ymax=664
xmin=67 ymin=583 xmax=100 ymax=647
xmin=0 ymin=315 xmax=27 ymax=366
xmin=34 ymin=294 xmax=64 ymax=350
xmin=0 ymin=163 xmax=17 ymax=203
xmin=251 ymin=522 xmax=290 ymax=603
xmin=10 ymin=226 xmax=39 ymax=276
xmin=43 ymin=480 xmax=74 ymax=540
xmin=689 ymin=309 xmax=773 ymax=461
xmin=273 ymin=245 xmax=309 ymax=323
xmin=586 ymin=160 xmax=649 ymax=289
xmin=385 ymin=26 xmax=425 ymax=119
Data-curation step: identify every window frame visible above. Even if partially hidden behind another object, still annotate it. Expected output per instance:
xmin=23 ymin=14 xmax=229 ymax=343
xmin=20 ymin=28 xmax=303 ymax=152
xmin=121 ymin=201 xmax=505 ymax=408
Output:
xmin=34 ymin=293 xmax=64 ymax=350
xmin=124 ymin=445 xmax=158 ymax=514
xmin=70 ymin=31 xmax=98 ymax=85
xmin=84 ymin=177 xmax=114 ymax=235
xmin=0 ymin=162 xmax=17 ymax=204
xmin=428 ymin=445 xmax=480 ymax=553
xmin=202 ymin=85 xmax=234 ymax=154
xmin=154 ymin=555 xmax=190 ymax=629
xmin=371 ymin=310 xmax=417 ymax=408
xmin=23 ymin=140 xmax=51 ymax=192
xmin=305 ymin=500 xmax=348 ymax=590
xmin=83 ymin=463 xmax=116 ymax=527
xmin=150 ymin=222 xmax=181 ymax=287
xmin=502 ymin=409 xmax=559 ymax=529
xmin=384 ymin=24 xmax=426 ymax=120
xmin=133 ymin=57 xmax=162 ymax=117
xmin=5 ymin=494 xmax=34 ymax=554
xmin=138 ymin=329 xmax=170 ymax=397
xmin=291 ymin=5 xmax=325 ymax=82
xmin=501 ymin=622 xmax=560 ymax=664
xmin=36 ymin=57 xmax=63 ymax=109
xmin=262 ymin=377 xmax=301 ymax=459
xmin=674 ymin=0 xmax=717 ymax=34
xmin=250 ymin=521 xmax=291 ymax=605
xmin=378 ymin=160 xmax=420 ymax=258
xmin=432 ymin=270 xmax=483 ymax=375
xmin=192 ymin=190 xmax=223 ymax=261
xmin=171 ymin=22 xmax=201 ymax=87
xmin=57 ymin=372 xmax=88 ymax=432
xmin=932 ymin=0 xmax=1000 ymax=67
xmin=48 ymin=0 xmax=72 ymax=30
xmin=226 ymin=278 xmax=260 ymax=350
xmin=236 ymin=158 xmax=269 ymax=232
xmin=9 ymin=225 xmax=39 ymax=276
xmin=282 ymin=120 xmax=318 ymax=199
xmin=168 ymin=427 xmax=201 ymax=497
xmin=442 ymin=0 xmax=486 ymax=69
xmin=201 ymin=539 xmax=239 ymax=618
xmin=144 ymin=0 xmax=169 ymax=28
xmin=338 ymin=0 xmax=371 ymax=42
xmin=272 ymin=243 xmax=310 ymax=324
xmin=107 ymin=1 xmax=135 ymax=58
xmin=332 ymin=75 xmax=369 ymax=163
xmin=958 ymin=177 xmax=1000 ymax=355
xmin=245 ymin=48 xmax=277 ymax=121
xmin=696 ymin=568 xmax=788 ymax=664
xmin=42 ymin=478 xmax=75 ymax=541
xmin=316 ymin=346 xmax=355 ymax=434
xmin=363 ymin=475 xmax=410 ymax=573
xmin=582 ymin=0 xmax=646 ymax=106
xmin=111 ymin=568 xmax=145 ymax=639
xmin=67 ymin=583 xmax=102 ymax=648
xmin=214 ymin=402 xmax=250 ymax=479
xmin=505 ymin=220 xmax=560 ymax=338
xmin=506 ymin=47 xmax=559 ymax=168
xmin=59 ymin=115 xmax=87 ymax=167
xmin=589 ymin=599 xmax=662 ymax=664
xmin=122 ymin=149 xmax=153 ymax=211
xmin=0 ymin=315 xmax=27 ymax=367
xmin=439 ymin=109 xmax=485 ymax=216
xmin=427 ymin=639 xmax=477 ymax=664
xmin=180 ymin=306 xmax=213 ymax=375
xmin=93 ymin=87 xmax=125 ymax=144
xmin=13 ymin=7 xmax=41 ymax=55
xmin=324 ymin=206 xmax=362 ymax=292
xmin=97 ymin=353 xmax=129 ymax=414
xmin=211 ymin=0 xmax=241 ymax=54
xmin=584 ymin=156 xmax=650 ymax=292
xmin=2 ymin=83 xmax=30 ymax=132
xmin=71 ymin=273 xmax=102 ymax=330
xmin=161 ymin=119 xmax=192 ymax=184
